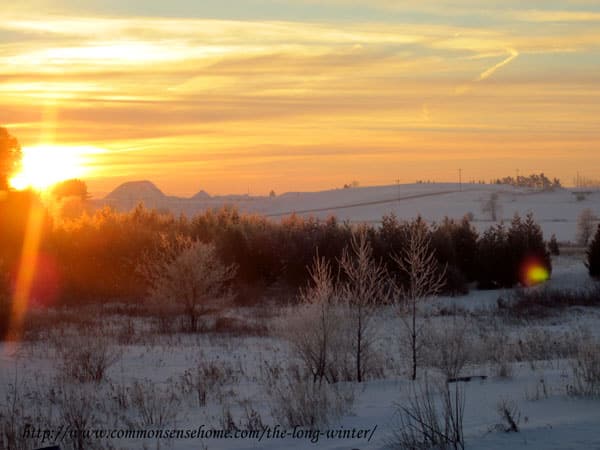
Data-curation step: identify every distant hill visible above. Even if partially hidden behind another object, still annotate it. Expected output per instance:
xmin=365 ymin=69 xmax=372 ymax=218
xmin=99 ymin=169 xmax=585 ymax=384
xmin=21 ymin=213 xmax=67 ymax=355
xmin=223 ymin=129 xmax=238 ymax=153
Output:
xmin=191 ymin=189 xmax=211 ymax=200
xmin=104 ymin=180 xmax=167 ymax=209
xmin=106 ymin=180 xmax=166 ymax=200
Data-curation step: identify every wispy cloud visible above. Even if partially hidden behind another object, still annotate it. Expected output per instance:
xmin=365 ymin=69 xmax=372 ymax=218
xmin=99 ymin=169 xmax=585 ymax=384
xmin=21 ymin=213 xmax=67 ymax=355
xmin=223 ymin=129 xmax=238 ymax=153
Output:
xmin=0 ymin=11 xmax=599 ymax=194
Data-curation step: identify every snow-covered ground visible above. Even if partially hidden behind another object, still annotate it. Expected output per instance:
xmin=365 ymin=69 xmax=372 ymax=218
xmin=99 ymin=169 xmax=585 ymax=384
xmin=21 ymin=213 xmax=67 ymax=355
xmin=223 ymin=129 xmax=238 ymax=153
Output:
xmin=98 ymin=182 xmax=600 ymax=243
xmin=1 ymin=252 xmax=600 ymax=450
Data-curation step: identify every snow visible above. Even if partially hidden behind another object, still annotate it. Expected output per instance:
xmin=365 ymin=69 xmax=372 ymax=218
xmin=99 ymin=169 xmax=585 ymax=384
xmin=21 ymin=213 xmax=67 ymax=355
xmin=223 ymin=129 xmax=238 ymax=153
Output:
xmin=98 ymin=182 xmax=600 ymax=243
xmin=0 ymin=194 xmax=600 ymax=450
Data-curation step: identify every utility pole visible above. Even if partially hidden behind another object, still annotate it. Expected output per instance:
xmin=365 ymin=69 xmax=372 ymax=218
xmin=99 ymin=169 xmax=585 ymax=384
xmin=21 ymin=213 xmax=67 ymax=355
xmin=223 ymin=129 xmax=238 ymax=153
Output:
xmin=459 ymin=168 xmax=462 ymax=191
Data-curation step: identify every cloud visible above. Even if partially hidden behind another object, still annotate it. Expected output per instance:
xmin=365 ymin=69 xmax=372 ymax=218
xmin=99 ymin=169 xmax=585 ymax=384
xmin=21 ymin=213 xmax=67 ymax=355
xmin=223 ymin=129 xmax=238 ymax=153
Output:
xmin=1 ymin=13 xmax=599 ymax=194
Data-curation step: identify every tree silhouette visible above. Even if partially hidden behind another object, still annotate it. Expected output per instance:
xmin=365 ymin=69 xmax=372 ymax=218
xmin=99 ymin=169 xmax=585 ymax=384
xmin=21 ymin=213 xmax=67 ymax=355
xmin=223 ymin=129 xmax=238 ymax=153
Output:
xmin=586 ymin=225 xmax=600 ymax=279
xmin=0 ymin=127 xmax=22 ymax=190
xmin=52 ymin=178 xmax=90 ymax=201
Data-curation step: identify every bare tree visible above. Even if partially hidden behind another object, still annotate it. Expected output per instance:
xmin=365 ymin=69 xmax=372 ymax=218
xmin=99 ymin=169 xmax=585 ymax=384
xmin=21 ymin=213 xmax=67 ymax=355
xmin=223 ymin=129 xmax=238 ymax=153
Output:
xmin=577 ymin=208 xmax=597 ymax=246
xmin=288 ymin=254 xmax=349 ymax=383
xmin=339 ymin=229 xmax=389 ymax=382
xmin=393 ymin=226 xmax=446 ymax=381
xmin=482 ymin=192 xmax=500 ymax=221
xmin=141 ymin=234 xmax=237 ymax=332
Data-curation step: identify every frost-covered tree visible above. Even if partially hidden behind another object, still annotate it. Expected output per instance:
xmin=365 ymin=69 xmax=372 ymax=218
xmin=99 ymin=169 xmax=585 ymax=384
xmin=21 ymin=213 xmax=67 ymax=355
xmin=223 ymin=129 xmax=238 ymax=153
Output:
xmin=577 ymin=209 xmax=597 ymax=246
xmin=393 ymin=224 xmax=446 ymax=380
xmin=339 ymin=228 xmax=389 ymax=382
xmin=287 ymin=254 xmax=351 ymax=383
xmin=141 ymin=234 xmax=237 ymax=332
xmin=482 ymin=193 xmax=500 ymax=221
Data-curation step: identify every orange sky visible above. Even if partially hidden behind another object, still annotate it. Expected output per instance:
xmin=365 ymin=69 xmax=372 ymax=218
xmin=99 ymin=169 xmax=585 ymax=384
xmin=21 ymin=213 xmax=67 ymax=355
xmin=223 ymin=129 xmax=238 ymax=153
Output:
xmin=1 ymin=1 xmax=600 ymax=196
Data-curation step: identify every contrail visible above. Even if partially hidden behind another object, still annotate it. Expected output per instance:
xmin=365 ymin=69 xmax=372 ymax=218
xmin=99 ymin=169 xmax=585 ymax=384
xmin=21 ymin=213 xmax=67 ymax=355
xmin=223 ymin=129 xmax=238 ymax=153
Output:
xmin=477 ymin=48 xmax=519 ymax=81
xmin=454 ymin=47 xmax=519 ymax=95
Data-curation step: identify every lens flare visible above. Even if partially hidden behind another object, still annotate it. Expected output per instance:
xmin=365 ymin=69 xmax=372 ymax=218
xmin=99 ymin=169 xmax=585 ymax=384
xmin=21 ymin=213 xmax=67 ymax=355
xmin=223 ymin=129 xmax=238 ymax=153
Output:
xmin=520 ymin=257 xmax=550 ymax=287
xmin=6 ymin=201 xmax=45 ymax=342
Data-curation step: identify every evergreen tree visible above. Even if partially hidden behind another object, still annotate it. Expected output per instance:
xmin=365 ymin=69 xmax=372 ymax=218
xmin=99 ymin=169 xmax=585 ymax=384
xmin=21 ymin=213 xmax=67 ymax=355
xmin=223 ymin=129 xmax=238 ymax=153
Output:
xmin=522 ymin=212 xmax=552 ymax=281
xmin=586 ymin=225 xmax=600 ymax=279
xmin=476 ymin=223 xmax=510 ymax=289
xmin=548 ymin=234 xmax=560 ymax=256
xmin=455 ymin=215 xmax=479 ymax=281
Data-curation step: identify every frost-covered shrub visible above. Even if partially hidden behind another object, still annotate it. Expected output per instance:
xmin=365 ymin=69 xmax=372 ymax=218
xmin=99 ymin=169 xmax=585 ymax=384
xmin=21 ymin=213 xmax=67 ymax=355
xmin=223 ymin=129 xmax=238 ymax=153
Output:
xmin=55 ymin=334 xmax=121 ymax=383
xmin=264 ymin=365 xmax=354 ymax=428
xmin=128 ymin=379 xmax=181 ymax=428
xmin=55 ymin=384 xmax=101 ymax=450
xmin=0 ymin=383 xmax=33 ymax=450
xmin=569 ymin=341 xmax=600 ymax=398
xmin=424 ymin=318 xmax=471 ymax=380
xmin=178 ymin=359 xmax=238 ymax=407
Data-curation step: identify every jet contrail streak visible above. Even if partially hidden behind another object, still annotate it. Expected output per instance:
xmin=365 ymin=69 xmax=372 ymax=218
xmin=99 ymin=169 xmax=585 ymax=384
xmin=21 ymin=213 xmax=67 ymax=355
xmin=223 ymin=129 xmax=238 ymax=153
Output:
xmin=477 ymin=48 xmax=519 ymax=81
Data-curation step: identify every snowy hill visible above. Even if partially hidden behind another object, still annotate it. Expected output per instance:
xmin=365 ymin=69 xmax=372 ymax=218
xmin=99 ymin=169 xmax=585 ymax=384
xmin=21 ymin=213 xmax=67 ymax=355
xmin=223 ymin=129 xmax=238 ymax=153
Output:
xmin=98 ymin=182 xmax=600 ymax=243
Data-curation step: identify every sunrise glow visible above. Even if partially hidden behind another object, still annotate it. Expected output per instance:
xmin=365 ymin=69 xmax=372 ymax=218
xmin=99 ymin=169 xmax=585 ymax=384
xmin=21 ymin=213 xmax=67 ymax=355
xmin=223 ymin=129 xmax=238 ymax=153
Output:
xmin=9 ymin=145 xmax=102 ymax=191
xmin=0 ymin=2 xmax=599 ymax=194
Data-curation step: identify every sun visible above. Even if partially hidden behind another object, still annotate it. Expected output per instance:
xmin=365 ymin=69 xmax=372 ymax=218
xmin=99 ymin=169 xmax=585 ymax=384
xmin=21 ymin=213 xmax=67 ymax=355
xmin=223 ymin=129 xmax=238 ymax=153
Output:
xmin=9 ymin=144 xmax=101 ymax=191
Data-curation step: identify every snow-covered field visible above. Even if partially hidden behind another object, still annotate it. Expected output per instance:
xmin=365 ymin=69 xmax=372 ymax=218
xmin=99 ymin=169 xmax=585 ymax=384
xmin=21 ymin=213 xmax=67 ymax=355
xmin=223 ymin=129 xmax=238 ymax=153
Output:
xmin=99 ymin=182 xmax=600 ymax=243
xmin=2 ymin=252 xmax=600 ymax=450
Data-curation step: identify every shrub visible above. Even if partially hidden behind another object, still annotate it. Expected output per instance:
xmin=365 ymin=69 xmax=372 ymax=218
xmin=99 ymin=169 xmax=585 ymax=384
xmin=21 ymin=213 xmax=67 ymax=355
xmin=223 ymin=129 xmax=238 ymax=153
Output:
xmin=495 ymin=398 xmax=520 ymax=433
xmin=424 ymin=318 xmax=470 ymax=380
xmin=389 ymin=380 xmax=465 ymax=450
xmin=178 ymin=359 xmax=238 ymax=407
xmin=55 ymin=384 xmax=101 ymax=450
xmin=55 ymin=334 xmax=121 ymax=383
xmin=213 ymin=316 xmax=268 ymax=336
xmin=500 ymin=286 xmax=600 ymax=319
xmin=568 ymin=341 xmax=600 ymax=398
xmin=129 ymin=379 xmax=181 ymax=428
xmin=264 ymin=365 xmax=354 ymax=428
xmin=0 ymin=382 xmax=31 ymax=450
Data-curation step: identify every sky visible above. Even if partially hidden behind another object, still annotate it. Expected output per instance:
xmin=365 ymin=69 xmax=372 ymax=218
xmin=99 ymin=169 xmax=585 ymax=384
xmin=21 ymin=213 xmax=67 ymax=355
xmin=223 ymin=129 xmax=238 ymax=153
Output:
xmin=1 ymin=0 xmax=599 ymax=196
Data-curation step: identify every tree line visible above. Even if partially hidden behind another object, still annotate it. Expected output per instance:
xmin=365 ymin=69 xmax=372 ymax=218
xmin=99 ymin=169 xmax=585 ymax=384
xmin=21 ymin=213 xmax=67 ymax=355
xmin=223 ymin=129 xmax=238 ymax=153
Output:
xmin=0 ymin=190 xmax=558 ymax=309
